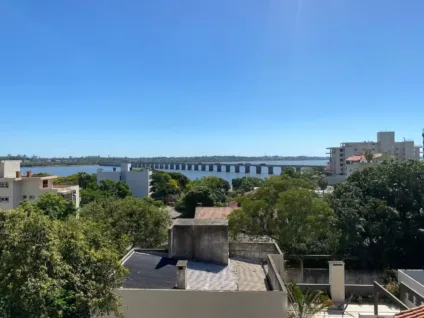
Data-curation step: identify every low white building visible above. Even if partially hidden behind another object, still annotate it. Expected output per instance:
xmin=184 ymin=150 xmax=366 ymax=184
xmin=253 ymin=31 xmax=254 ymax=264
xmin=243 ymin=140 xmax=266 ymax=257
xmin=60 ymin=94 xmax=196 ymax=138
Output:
xmin=0 ymin=160 xmax=80 ymax=210
xmin=97 ymin=163 xmax=152 ymax=198
xmin=327 ymin=131 xmax=421 ymax=177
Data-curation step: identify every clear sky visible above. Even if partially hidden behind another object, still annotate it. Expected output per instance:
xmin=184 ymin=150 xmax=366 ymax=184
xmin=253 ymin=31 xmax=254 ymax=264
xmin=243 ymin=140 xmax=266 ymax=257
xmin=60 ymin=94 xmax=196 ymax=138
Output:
xmin=1 ymin=0 xmax=424 ymax=157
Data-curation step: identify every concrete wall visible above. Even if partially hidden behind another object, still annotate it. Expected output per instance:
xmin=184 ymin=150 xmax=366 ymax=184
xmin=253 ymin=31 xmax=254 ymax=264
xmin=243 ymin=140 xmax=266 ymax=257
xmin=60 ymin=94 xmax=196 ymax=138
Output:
xmin=229 ymin=242 xmax=282 ymax=262
xmin=267 ymin=254 xmax=286 ymax=292
xmin=102 ymin=289 xmax=287 ymax=318
xmin=296 ymin=283 xmax=374 ymax=298
xmin=285 ymin=268 xmax=384 ymax=285
xmin=0 ymin=160 xmax=21 ymax=178
xmin=398 ymin=271 xmax=424 ymax=308
xmin=123 ymin=170 xmax=151 ymax=198
xmin=169 ymin=222 xmax=229 ymax=265
xmin=327 ymin=175 xmax=346 ymax=185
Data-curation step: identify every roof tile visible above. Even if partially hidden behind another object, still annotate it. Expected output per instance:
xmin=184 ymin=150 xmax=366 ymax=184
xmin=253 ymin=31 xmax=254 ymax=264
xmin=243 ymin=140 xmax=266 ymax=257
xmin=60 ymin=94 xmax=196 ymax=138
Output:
xmin=395 ymin=305 xmax=424 ymax=318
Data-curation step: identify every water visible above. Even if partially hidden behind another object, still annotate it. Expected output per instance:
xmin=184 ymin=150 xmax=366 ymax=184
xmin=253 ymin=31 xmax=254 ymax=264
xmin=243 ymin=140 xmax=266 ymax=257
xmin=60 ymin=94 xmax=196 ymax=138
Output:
xmin=21 ymin=160 xmax=327 ymax=183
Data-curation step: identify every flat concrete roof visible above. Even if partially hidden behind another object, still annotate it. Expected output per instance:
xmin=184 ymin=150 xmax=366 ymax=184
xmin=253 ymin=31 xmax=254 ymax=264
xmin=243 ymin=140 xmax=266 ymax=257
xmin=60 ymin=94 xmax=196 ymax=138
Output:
xmin=122 ymin=252 xmax=268 ymax=292
xmin=402 ymin=269 xmax=424 ymax=286
xmin=173 ymin=219 xmax=228 ymax=226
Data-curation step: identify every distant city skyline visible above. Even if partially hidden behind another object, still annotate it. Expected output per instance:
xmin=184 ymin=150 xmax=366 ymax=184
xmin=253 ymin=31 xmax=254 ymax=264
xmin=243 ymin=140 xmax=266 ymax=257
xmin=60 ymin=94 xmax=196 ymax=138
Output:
xmin=1 ymin=1 xmax=424 ymax=157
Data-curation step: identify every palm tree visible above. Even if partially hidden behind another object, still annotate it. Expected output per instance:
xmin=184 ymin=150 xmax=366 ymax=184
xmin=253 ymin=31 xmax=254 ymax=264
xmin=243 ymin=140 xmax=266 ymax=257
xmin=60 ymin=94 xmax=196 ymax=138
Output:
xmin=287 ymin=282 xmax=332 ymax=318
xmin=317 ymin=176 xmax=328 ymax=194
xmin=364 ymin=149 xmax=374 ymax=163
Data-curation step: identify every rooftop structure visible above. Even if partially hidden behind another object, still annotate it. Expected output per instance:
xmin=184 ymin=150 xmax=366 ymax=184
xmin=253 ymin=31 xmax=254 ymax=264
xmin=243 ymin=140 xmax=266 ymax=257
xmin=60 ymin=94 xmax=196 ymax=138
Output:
xmin=398 ymin=270 xmax=424 ymax=308
xmin=122 ymin=250 xmax=267 ymax=292
xmin=97 ymin=163 xmax=152 ymax=198
xmin=194 ymin=206 xmax=236 ymax=220
xmin=0 ymin=160 xmax=80 ymax=210
xmin=395 ymin=305 xmax=424 ymax=318
xmin=327 ymin=131 xmax=421 ymax=180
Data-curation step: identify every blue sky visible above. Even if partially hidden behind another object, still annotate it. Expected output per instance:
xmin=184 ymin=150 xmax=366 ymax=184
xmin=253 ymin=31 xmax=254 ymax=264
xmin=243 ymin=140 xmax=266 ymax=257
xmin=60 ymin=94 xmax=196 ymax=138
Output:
xmin=1 ymin=0 xmax=424 ymax=157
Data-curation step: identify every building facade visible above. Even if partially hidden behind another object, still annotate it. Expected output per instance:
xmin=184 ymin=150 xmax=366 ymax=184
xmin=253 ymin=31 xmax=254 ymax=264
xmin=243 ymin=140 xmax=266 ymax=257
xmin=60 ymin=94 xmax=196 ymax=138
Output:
xmin=327 ymin=131 xmax=421 ymax=176
xmin=97 ymin=163 xmax=152 ymax=198
xmin=0 ymin=160 xmax=80 ymax=210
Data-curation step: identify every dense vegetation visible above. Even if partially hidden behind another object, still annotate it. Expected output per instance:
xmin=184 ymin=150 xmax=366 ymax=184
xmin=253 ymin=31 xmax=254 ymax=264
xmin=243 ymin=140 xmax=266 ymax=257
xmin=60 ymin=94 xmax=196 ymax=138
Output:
xmin=229 ymin=160 xmax=424 ymax=269
xmin=2 ymin=154 xmax=327 ymax=167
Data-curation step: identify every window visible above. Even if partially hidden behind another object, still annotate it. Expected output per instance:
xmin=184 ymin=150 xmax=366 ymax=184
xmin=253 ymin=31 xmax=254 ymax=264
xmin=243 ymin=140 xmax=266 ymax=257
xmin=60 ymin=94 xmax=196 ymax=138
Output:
xmin=0 ymin=182 xmax=8 ymax=188
xmin=23 ymin=195 xmax=27 ymax=200
xmin=29 ymin=195 xmax=35 ymax=200
xmin=415 ymin=296 xmax=421 ymax=306
xmin=42 ymin=180 xmax=49 ymax=188
xmin=0 ymin=197 xmax=9 ymax=203
xmin=408 ymin=292 xmax=414 ymax=303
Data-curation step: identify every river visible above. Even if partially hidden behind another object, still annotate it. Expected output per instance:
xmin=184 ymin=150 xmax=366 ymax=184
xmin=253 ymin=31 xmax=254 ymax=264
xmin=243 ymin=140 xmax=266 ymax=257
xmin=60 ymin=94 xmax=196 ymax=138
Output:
xmin=21 ymin=160 xmax=327 ymax=183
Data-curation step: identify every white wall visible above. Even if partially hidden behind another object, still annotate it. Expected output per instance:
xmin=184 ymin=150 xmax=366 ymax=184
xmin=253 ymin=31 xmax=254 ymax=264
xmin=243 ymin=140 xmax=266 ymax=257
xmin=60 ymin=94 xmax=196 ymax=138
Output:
xmin=398 ymin=270 xmax=424 ymax=307
xmin=0 ymin=161 xmax=21 ymax=178
xmin=101 ymin=289 xmax=287 ymax=318
xmin=97 ymin=171 xmax=121 ymax=183
xmin=123 ymin=170 xmax=151 ymax=198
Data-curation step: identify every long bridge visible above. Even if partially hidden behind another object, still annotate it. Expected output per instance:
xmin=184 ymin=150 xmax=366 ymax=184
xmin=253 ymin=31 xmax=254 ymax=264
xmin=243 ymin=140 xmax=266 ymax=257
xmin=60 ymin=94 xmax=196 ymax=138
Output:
xmin=132 ymin=162 xmax=323 ymax=175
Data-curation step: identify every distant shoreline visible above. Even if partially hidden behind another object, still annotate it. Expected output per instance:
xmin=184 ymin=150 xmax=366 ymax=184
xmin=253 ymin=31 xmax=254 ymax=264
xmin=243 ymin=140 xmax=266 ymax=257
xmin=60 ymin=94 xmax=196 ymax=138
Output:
xmin=21 ymin=164 xmax=101 ymax=168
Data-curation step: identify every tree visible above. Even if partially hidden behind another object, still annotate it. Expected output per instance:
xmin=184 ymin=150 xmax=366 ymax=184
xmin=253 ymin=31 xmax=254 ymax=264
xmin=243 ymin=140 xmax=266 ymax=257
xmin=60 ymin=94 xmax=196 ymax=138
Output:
xmin=232 ymin=177 xmax=263 ymax=193
xmin=287 ymin=283 xmax=332 ymax=318
xmin=19 ymin=192 xmax=77 ymax=220
xmin=317 ymin=176 xmax=328 ymax=194
xmin=364 ymin=149 xmax=374 ymax=163
xmin=228 ymin=175 xmax=338 ymax=254
xmin=168 ymin=172 xmax=190 ymax=190
xmin=0 ymin=209 xmax=125 ymax=317
xmin=80 ymin=197 xmax=170 ymax=248
xmin=328 ymin=160 xmax=424 ymax=268
xmin=175 ymin=185 xmax=226 ymax=218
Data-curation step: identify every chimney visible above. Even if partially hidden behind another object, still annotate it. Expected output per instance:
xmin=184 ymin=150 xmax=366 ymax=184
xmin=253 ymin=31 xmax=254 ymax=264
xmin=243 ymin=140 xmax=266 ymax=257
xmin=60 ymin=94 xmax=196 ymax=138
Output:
xmin=329 ymin=261 xmax=345 ymax=305
xmin=16 ymin=171 xmax=21 ymax=178
xmin=176 ymin=260 xmax=188 ymax=289
xmin=26 ymin=171 xmax=31 ymax=177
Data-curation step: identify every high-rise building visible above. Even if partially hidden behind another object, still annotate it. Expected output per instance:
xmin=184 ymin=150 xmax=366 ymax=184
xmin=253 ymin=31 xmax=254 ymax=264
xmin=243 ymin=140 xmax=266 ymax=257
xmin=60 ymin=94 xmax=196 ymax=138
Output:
xmin=327 ymin=131 xmax=421 ymax=176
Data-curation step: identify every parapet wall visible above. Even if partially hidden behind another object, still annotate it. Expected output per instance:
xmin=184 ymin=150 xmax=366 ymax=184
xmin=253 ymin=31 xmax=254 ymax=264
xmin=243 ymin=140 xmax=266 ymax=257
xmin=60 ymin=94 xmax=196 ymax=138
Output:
xmin=229 ymin=242 xmax=282 ymax=262
xmin=169 ymin=219 xmax=229 ymax=265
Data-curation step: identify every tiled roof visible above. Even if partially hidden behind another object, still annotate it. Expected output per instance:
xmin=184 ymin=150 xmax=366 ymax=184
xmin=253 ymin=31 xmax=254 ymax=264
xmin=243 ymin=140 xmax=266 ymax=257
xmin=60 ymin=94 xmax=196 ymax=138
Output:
xmin=346 ymin=153 xmax=382 ymax=162
xmin=395 ymin=305 xmax=424 ymax=318
xmin=194 ymin=207 xmax=235 ymax=220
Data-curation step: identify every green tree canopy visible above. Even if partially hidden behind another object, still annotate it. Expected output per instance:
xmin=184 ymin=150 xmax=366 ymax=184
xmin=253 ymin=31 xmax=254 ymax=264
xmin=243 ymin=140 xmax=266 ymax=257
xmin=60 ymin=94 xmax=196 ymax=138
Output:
xmin=229 ymin=175 xmax=338 ymax=254
xmin=328 ymin=160 xmax=424 ymax=268
xmin=80 ymin=196 xmax=170 ymax=249
xmin=232 ymin=176 xmax=263 ymax=192
xmin=80 ymin=179 xmax=131 ymax=206
xmin=175 ymin=185 xmax=227 ymax=218
xmin=19 ymin=192 xmax=77 ymax=220
xmin=0 ymin=209 xmax=125 ymax=317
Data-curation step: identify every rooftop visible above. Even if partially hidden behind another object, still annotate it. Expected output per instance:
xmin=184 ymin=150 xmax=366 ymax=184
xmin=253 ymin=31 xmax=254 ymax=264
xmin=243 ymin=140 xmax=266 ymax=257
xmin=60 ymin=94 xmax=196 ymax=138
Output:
xmin=311 ymin=304 xmax=400 ymax=318
xmin=395 ymin=305 xmax=424 ymax=318
xmin=346 ymin=153 xmax=383 ymax=162
xmin=173 ymin=218 xmax=228 ymax=226
xmin=194 ymin=207 xmax=235 ymax=220
xmin=122 ymin=251 xmax=268 ymax=291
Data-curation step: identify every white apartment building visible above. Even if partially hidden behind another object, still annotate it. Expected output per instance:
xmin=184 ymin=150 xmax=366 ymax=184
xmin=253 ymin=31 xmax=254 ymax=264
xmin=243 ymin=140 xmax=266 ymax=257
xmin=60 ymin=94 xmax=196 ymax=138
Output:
xmin=0 ymin=160 xmax=80 ymax=210
xmin=97 ymin=163 xmax=152 ymax=198
xmin=327 ymin=131 xmax=421 ymax=176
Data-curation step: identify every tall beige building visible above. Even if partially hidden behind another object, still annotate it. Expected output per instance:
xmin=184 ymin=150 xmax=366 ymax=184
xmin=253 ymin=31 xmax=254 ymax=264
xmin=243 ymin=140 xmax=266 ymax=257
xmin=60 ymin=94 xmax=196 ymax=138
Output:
xmin=327 ymin=131 xmax=421 ymax=176
xmin=0 ymin=160 xmax=80 ymax=210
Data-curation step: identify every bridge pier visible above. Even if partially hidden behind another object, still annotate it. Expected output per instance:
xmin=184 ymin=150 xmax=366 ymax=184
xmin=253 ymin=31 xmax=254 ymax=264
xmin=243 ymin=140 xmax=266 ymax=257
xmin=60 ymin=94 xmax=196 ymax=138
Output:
xmin=245 ymin=165 xmax=250 ymax=173
xmin=226 ymin=165 xmax=231 ymax=172
xmin=268 ymin=166 xmax=274 ymax=174
xmin=235 ymin=165 xmax=240 ymax=173
xmin=256 ymin=166 xmax=262 ymax=174
xmin=194 ymin=164 xmax=199 ymax=171
xmin=209 ymin=165 xmax=214 ymax=171
xmin=217 ymin=164 xmax=222 ymax=172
